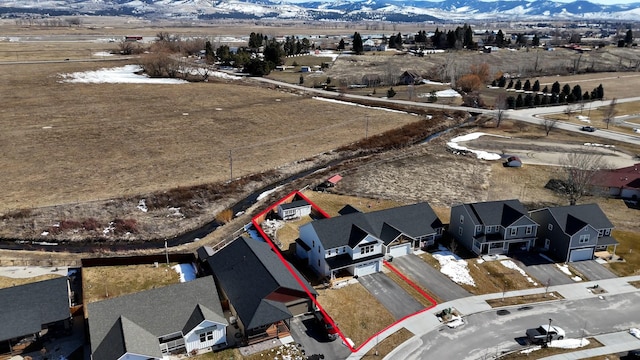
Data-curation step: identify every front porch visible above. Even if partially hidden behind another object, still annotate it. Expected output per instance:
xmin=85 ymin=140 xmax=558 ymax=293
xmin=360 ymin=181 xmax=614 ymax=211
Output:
xmin=473 ymin=238 xmax=533 ymax=256
xmin=246 ymin=321 xmax=291 ymax=346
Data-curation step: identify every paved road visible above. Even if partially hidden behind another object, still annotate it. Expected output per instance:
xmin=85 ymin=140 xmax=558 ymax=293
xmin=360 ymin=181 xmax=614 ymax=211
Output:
xmin=387 ymin=291 xmax=640 ymax=360
xmin=571 ymin=260 xmax=618 ymax=281
xmin=392 ymin=254 xmax=471 ymax=302
xmin=358 ymin=272 xmax=424 ymax=320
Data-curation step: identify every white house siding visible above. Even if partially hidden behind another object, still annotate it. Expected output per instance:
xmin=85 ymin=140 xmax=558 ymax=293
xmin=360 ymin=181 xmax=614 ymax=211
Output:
xmin=185 ymin=320 xmax=227 ymax=353
xmin=299 ymin=225 xmax=328 ymax=277
xmin=352 ymin=235 xmax=382 ymax=260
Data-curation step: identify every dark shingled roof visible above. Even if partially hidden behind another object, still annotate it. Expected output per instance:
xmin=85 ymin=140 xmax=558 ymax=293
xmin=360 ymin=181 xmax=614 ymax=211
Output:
xmin=207 ymin=237 xmax=317 ymax=330
xmin=279 ymin=200 xmax=310 ymax=211
xmin=88 ymin=276 xmax=226 ymax=360
xmin=0 ymin=276 xmax=69 ymax=342
xmin=463 ymin=199 xmax=528 ymax=227
xmin=308 ymin=202 xmax=443 ymax=249
xmin=543 ymin=203 xmax=615 ymax=235
xmin=325 ymin=253 xmax=384 ymax=270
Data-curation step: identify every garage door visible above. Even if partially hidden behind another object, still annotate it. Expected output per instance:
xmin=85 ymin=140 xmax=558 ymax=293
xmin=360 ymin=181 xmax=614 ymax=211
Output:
xmin=355 ymin=261 xmax=379 ymax=277
xmin=389 ymin=243 xmax=411 ymax=258
xmin=569 ymin=248 xmax=594 ymax=262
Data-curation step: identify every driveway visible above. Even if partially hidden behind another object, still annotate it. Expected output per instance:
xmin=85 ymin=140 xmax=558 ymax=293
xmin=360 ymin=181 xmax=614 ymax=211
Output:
xmin=392 ymin=254 xmax=471 ymax=302
xmin=510 ymin=253 xmax=574 ymax=286
xmin=289 ymin=314 xmax=352 ymax=360
xmin=358 ymin=272 xmax=424 ymax=319
xmin=570 ymin=260 xmax=618 ymax=281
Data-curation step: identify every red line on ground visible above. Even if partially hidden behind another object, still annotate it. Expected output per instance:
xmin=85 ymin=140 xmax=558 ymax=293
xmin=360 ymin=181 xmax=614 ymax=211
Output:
xmin=251 ymin=191 xmax=352 ymax=350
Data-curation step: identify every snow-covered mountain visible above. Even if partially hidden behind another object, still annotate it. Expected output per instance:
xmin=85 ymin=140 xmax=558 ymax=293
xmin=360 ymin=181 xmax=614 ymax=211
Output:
xmin=2 ymin=0 xmax=640 ymax=21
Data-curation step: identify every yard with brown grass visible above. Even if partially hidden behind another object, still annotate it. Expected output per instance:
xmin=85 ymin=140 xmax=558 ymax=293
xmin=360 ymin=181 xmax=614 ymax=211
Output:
xmin=0 ymin=274 xmax=63 ymax=289
xmin=315 ymin=283 xmax=396 ymax=347
xmin=361 ymin=328 xmax=414 ymax=359
xmin=82 ymin=263 xmax=180 ymax=304
xmin=486 ymin=291 xmax=564 ymax=307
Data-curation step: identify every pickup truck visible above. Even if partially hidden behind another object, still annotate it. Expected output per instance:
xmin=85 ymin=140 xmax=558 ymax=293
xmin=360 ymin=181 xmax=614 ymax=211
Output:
xmin=314 ymin=310 xmax=338 ymax=341
xmin=526 ymin=324 xmax=565 ymax=344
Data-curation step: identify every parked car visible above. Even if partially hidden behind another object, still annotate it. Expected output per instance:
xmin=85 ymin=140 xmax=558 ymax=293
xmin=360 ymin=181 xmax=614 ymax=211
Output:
xmin=526 ymin=324 xmax=565 ymax=344
xmin=581 ymin=126 xmax=596 ymax=132
xmin=314 ymin=310 xmax=338 ymax=341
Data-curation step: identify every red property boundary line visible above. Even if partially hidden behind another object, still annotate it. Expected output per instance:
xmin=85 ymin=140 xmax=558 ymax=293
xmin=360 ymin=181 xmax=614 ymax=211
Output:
xmin=251 ymin=190 xmax=438 ymax=354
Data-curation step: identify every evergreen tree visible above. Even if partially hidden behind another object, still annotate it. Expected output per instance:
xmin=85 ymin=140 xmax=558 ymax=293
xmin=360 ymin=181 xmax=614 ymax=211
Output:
xmin=559 ymin=93 xmax=567 ymax=103
xmin=507 ymin=79 xmax=514 ymax=89
xmin=596 ymin=84 xmax=604 ymax=99
xmin=541 ymin=95 xmax=550 ymax=105
xmin=387 ymin=87 xmax=396 ymax=98
xmin=204 ymin=41 xmax=215 ymax=63
xmin=534 ymin=94 xmax=541 ymax=106
xmin=515 ymin=94 xmax=524 ymax=108
xmin=625 ymin=28 xmax=634 ymax=46
xmin=216 ymin=45 xmax=232 ymax=65
xmin=567 ymin=93 xmax=576 ymax=103
xmin=447 ymin=30 xmax=457 ymax=49
xmin=507 ymin=96 xmax=516 ymax=109
xmin=463 ymin=24 xmax=474 ymax=48
xmin=337 ymin=39 xmax=345 ymax=50
xmin=243 ymin=58 xmax=270 ymax=76
xmin=514 ymin=79 xmax=522 ymax=90
xmin=431 ymin=28 xmax=442 ymax=48
xmin=551 ymin=81 xmax=561 ymax=94
xmin=542 ymin=85 xmax=549 ymax=93
xmin=524 ymin=94 xmax=534 ymax=107
xmin=491 ymin=79 xmax=497 ymax=87
xmin=352 ymin=32 xmax=364 ymax=54
xmin=583 ymin=91 xmax=590 ymax=100
xmin=263 ymin=39 xmax=284 ymax=68
xmin=498 ymin=76 xmax=506 ymax=88
xmin=550 ymin=93 xmax=559 ymax=104
xmin=394 ymin=32 xmax=403 ymax=49
xmin=523 ymin=79 xmax=531 ymax=91
xmin=532 ymin=34 xmax=540 ymax=47
xmin=572 ymin=84 xmax=582 ymax=101
xmin=533 ymin=80 xmax=541 ymax=92
xmin=562 ymin=84 xmax=571 ymax=96
xmin=248 ymin=32 xmax=264 ymax=48
xmin=496 ymin=29 xmax=505 ymax=47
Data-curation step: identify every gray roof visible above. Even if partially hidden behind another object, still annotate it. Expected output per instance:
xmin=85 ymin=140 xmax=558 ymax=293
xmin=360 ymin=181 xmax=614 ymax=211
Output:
xmin=88 ymin=276 xmax=226 ymax=360
xmin=207 ymin=237 xmax=316 ymax=330
xmin=542 ymin=203 xmax=615 ymax=235
xmin=279 ymin=200 xmax=310 ymax=211
xmin=308 ymin=202 xmax=443 ymax=248
xmin=0 ymin=276 xmax=69 ymax=342
xmin=463 ymin=199 xmax=529 ymax=227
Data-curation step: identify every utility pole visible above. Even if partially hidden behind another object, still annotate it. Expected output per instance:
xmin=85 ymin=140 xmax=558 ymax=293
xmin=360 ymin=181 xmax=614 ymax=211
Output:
xmin=229 ymin=149 xmax=233 ymax=181
xmin=546 ymin=318 xmax=553 ymax=347
xmin=165 ymin=240 xmax=169 ymax=265
xmin=365 ymin=115 xmax=369 ymax=140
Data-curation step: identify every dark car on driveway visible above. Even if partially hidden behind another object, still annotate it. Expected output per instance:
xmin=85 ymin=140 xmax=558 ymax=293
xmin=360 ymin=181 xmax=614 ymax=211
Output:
xmin=581 ymin=126 xmax=596 ymax=132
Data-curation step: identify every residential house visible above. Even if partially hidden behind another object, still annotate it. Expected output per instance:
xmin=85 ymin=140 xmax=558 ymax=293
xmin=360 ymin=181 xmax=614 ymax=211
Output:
xmin=591 ymin=163 xmax=640 ymax=200
xmin=297 ymin=202 xmax=444 ymax=279
xmin=277 ymin=199 xmax=311 ymax=220
xmin=87 ymin=276 xmax=228 ymax=360
xmin=202 ymin=237 xmax=317 ymax=345
xmin=449 ymin=199 xmax=538 ymax=256
xmin=399 ymin=70 xmax=423 ymax=85
xmin=0 ymin=277 xmax=71 ymax=354
xmin=529 ymin=204 xmax=618 ymax=262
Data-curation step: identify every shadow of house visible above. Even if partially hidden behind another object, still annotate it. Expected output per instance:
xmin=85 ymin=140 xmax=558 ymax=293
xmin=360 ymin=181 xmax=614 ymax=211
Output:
xmin=200 ymin=237 xmax=317 ymax=345
xmin=0 ymin=277 xmax=71 ymax=356
xmin=87 ymin=276 xmax=228 ymax=360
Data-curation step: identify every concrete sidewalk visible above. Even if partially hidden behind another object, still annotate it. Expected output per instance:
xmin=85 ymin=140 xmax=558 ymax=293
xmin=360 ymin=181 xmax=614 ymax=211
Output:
xmin=538 ymin=331 xmax=640 ymax=359
xmin=347 ymin=275 xmax=640 ymax=359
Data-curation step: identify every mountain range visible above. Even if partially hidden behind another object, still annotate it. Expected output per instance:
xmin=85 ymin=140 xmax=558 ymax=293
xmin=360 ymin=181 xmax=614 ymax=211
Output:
xmin=2 ymin=0 xmax=640 ymax=21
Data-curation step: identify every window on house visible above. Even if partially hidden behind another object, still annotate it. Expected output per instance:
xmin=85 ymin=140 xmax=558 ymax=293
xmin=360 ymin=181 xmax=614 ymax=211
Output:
xmin=526 ymin=226 xmax=532 ymax=235
xmin=579 ymin=234 xmax=590 ymax=243
xmin=460 ymin=215 xmax=464 ymax=224
xmin=510 ymin=227 xmax=517 ymax=236
xmin=605 ymin=229 xmax=611 ymax=236
xmin=318 ymin=259 xmax=320 ymax=267
xmin=361 ymin=244 xmax=375 ymax=254
xmin=548 ymin=224 xmax=553 ymax=231
xmin=475 ymin=225 xmax=482 ymax=235
xmin=598 ymin=229 xmax=604 ymax=237
xmin=458 ymin=227 xmax=463 ymax=236
xmin=199 ymin=331 xmax=213 ymax=343
xmin=328 ymin=249 xmax=332 ymax=256
xmin=312 ymin=240 xmax=315 ymax=248
xmin=486 ymin=226 xmax=492 ymax=233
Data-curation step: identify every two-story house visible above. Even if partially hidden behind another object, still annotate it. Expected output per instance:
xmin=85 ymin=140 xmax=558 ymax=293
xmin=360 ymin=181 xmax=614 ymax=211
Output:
xmin=529 ymin=203 xmax=618 ymax=262
xmin=297 ymin=202 xmax=443 ymax=279
xmin=449 ymin=199 xmax=538 ymax=256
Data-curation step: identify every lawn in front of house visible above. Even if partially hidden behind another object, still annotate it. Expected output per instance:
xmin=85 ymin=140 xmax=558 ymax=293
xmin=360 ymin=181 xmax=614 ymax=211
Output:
xmin=82 ymin=263 xmax=180 ymax=304
xmin=315 ymin=282 xmax=396 ymax=348
xmin=0 ymin=274 xmax=63 ymax=290
xmin=607 ymin=230 xmax=640 ymax=277
xmin=301 ymin=190 xmax=405 ymax=217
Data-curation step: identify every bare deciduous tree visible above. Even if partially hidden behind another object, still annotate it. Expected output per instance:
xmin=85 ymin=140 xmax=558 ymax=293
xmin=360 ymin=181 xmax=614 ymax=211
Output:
xmin=495 ymin=94 xmax=508 ymax=128
xmin=560 ymin=152 xmax=608 ymax=205
xmin=541 ymin=118 xmax=558 ymax=136
xmin=564 ymin=104 xmax=577 ymax=120
xmin=603 ymin=98 xmax=618 ymax=129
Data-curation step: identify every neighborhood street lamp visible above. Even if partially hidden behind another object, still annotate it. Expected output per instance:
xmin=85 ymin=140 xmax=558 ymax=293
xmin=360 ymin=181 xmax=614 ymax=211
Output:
xmin=546 ymin=318 xmax=553 ymax=346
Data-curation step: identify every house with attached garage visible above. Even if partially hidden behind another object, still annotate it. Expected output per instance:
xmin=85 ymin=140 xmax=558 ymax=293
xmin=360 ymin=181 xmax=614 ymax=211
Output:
xmin=529 ymin=203 xmax=618 ymax=262
xmin=87 ymin=276 xmax=228 ymax=360
xmin=297 ymin=202 xmax=443 ymax=279
xmin=449 ymin=199 xmax=538 ymax=256
xmin=200 ymin=237 xmax=317 ymax=345
xmin=0 ymin=276 xmax=71 ymax=355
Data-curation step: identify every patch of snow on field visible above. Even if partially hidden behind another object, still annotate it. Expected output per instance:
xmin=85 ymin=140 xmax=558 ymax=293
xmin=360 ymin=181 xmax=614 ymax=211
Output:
xmin=500 ymin=260 xmax=538 ymax=285
xmin=435 ymin=89 xmax=461 ymax=98
xmin=447 ymin=132 xmax=504 ymax=160
xmin=312 ymin=97 xmax=414 ymax=115
xmin=311 ymin=50 xmax=339 ymax=61
xmin=556 ymin=263 xmax=572 ymax=275
xmin=432 ymin=246 xmax=475 ymax=286
xmin=93 ymin=51 xmax=113 ymax=57
xmin=189 ymin=67 xmax=241 ymax=80
xmin=257 ymin=185 xmax=284 ymax=201
xmin=59 ymin=65 xmax=188 ymax=84
xmin=520 ymin=338 xmax=590 ymax=355
xmin=422 ymin=80 xmax=449 ymax=85
xmin=137 ymin=199 xmax=148 ymax=213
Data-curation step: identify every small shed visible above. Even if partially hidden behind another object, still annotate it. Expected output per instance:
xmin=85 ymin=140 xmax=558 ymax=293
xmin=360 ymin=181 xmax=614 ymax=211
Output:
xmin=327 ymin=174 xmax=342 ymax=185
xmin=504 ymin=156 xmax=523 ymax=167
xmin=277 ymin=199 xmax=312 ymax=220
